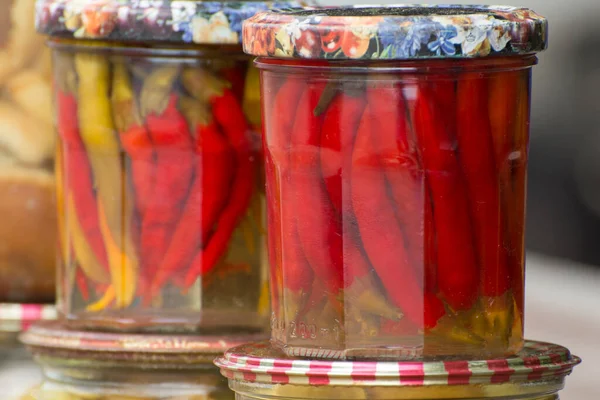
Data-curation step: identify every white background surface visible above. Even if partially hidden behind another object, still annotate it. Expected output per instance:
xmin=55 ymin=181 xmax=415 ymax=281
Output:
xmin=525 ymin=253 xmax=598 ymax=399
xmin=3 ymin=252 xmax=597 ymax=398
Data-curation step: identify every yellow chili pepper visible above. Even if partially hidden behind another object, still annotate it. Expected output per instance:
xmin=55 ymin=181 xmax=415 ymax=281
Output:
xmin=97 ymin=201 xmax=138 ymax=309
xmin=74 ymin=53 xmax=138 ymax=307
xmin=86 ymin=284 xmax=116 ymax=313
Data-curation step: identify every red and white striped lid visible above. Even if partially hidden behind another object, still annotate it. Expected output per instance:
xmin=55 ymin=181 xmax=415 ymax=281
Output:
xmin=0 ymin=303 xmax=56 ymax=333
xmin=215 ymin=340 xmax=581 ymax=387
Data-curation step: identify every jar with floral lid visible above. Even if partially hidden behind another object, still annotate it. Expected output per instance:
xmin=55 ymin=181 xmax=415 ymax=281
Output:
xmin=35 ymin=0 xmax=301 ymax=333
xmin=242 ymin=4 xmax=547 ymax=360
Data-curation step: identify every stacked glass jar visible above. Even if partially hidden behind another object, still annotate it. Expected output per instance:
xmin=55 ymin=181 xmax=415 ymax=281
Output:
xmin=35 ymin=0 xmax=282 ymax=333
xmin=23 ymin=0 xmax=297 ymax=398
xmin=216 ymin=5 xmax=581 ymax=400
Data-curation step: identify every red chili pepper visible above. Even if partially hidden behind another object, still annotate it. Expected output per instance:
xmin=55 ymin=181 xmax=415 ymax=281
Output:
xmin=269 ymin=79 xmax=314 ymax=316
xmin=183 ymin=85 xmax=256 ymax=287
xmin=411 ymin=81 xmax=479 ymax=311
xmin=76 ymin=268 xmax=90 ymax=301
xmin=366 ymin=83 xmax=425 ymax=280
xmin=457 ymin=76 xmax=509 ymax=298
xmin=424 ymin=190 xmax=438 ymax=293
xmin=265 ymin=149 xmax=283 ymax=313
xmin=152 ymin=104 xmax=235 ymax=293
xmin=320 ymin=90 xmax=365 ymax=214
xmin=56 ymin=89 xmax=110 ymax=277
xmin=141 ymin=94 xmax=195 ymax=280
xmin=319 ymin=87 xmax=400 ymax=319
xmin=351 ymin=105 xmax=427 ymax=328
xmin=289 ymin=82 xmax=344 ymax=302
xmin=507 ymin=74 xmax=530 ymax=316
xmin=112 ymin=64 xmax=155 ymax=219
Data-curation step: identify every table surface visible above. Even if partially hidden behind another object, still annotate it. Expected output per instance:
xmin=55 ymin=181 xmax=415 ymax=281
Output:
xmin=2 ymin=252 xmax=597 ymax=399
xmin=524 ymin=252 xmax=598 ymax=399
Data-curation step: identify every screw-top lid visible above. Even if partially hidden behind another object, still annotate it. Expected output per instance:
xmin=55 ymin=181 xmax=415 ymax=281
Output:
xmin=242 ymin=5 xmax=548 ymax=60
xmin=215 ymin=340 xmax=580 ymax=399
xmin=35 ymin=0 xmax=302 ymax=45
xmin=0 ymin=303 xmax=56 ymax=333
xmin=21 ymin=321 xmax=266 ymax=369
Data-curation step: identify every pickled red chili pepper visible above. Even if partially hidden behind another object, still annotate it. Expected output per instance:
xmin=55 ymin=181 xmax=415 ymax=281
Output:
xmin=181 ymin=69 xmax=257 ymax=286
xmin=269 ymin=78 xmax=314 ymax=317
xmin=320 ymin=88 xmax=365 ymax=215
xmin=152 ymin=98 xmax=235 ymax=293
xmin=319 ymin=85 xmax=401 ymax=320
xmin=456 ymin=77 xmax=509 ymax=298
xmin=140 ymin=67 xmax=195 ymax=284
xmin=506 ymin=75 xmax=530 ymax=322
xmin=289 ymin=83 xmax=344 ymax=302
xmin=412 ymin=81 xmax=479 ymax=312
xmin=56 ymin=88 xmax=110 ymax=285
xmin=111 ymin=63 xmax=155 ymax=220
xmin=352 ymin=105 xmax=425 ymax=327
xmin=366 ymin=83 xmax=424 ymax=280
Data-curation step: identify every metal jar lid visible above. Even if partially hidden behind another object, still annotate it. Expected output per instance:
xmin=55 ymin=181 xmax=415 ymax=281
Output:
xmin=215 ymin=340 xmax=580 ymax=399
xmin=21 ymin=320 xmax=265 ymax=369
xmin=35 ymin=0 xmax=302 ymax=45
xmin=242 ymin=5 xmax=548 ymax=60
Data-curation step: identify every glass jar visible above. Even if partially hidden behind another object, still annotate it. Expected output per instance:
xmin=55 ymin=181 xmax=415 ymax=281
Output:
xmin=0 ymin=0 xmax=56 ymax=304
xmin=34 ymin=0 xmax=299 ymax=332
xmin=243 ymin=5 xmax=548 ymax=359
xmin=20 ymin=321 xmax=261 ymax=399
xmin=216 ymin=340 xmax=580 ymax=400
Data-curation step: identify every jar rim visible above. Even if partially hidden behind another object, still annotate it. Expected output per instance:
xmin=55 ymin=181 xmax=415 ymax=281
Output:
xmin=254 ymin=54 xmax=538 ymax=75
xmin=47 ymin=37 xmax=250 ymax=60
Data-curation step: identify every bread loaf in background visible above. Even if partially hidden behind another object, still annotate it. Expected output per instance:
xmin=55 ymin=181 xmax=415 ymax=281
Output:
xmin=0 ymin=0 xmax=56 ymax=303
xmin=0 ymin=166 xmax=55 ymax=303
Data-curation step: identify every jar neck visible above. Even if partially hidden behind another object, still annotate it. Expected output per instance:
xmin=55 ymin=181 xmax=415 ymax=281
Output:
xmin=48 ymin=38 xmax=249 ymax=61
xmin=255 ymin=55 xmax=537 ymax=75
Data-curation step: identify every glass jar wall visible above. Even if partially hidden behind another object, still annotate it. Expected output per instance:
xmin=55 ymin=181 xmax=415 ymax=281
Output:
xmin=262 ymin=57 xmax=532 ymax=359
xmin=52 ymin=41 xmax=268 ymax=332
xmin=0 ymin=0 xmax=56 ymax=304
xmin=243 ymin=5 xmax=548 ymax=359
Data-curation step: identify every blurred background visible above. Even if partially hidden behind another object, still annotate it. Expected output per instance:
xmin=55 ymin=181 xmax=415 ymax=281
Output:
xmin=2 ymin=0 xmax=599 ymax=398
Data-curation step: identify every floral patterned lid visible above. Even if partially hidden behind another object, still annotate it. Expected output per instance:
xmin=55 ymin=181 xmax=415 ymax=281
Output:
xmin=242 ymin=5 xmax=548 ymax=60
xmin=35 ymin=0 xmax=302 ymax=45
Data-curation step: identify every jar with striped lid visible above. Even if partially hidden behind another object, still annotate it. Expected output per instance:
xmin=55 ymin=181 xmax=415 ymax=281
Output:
xmin=215 ymin=340 xmax=580 ymax=400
